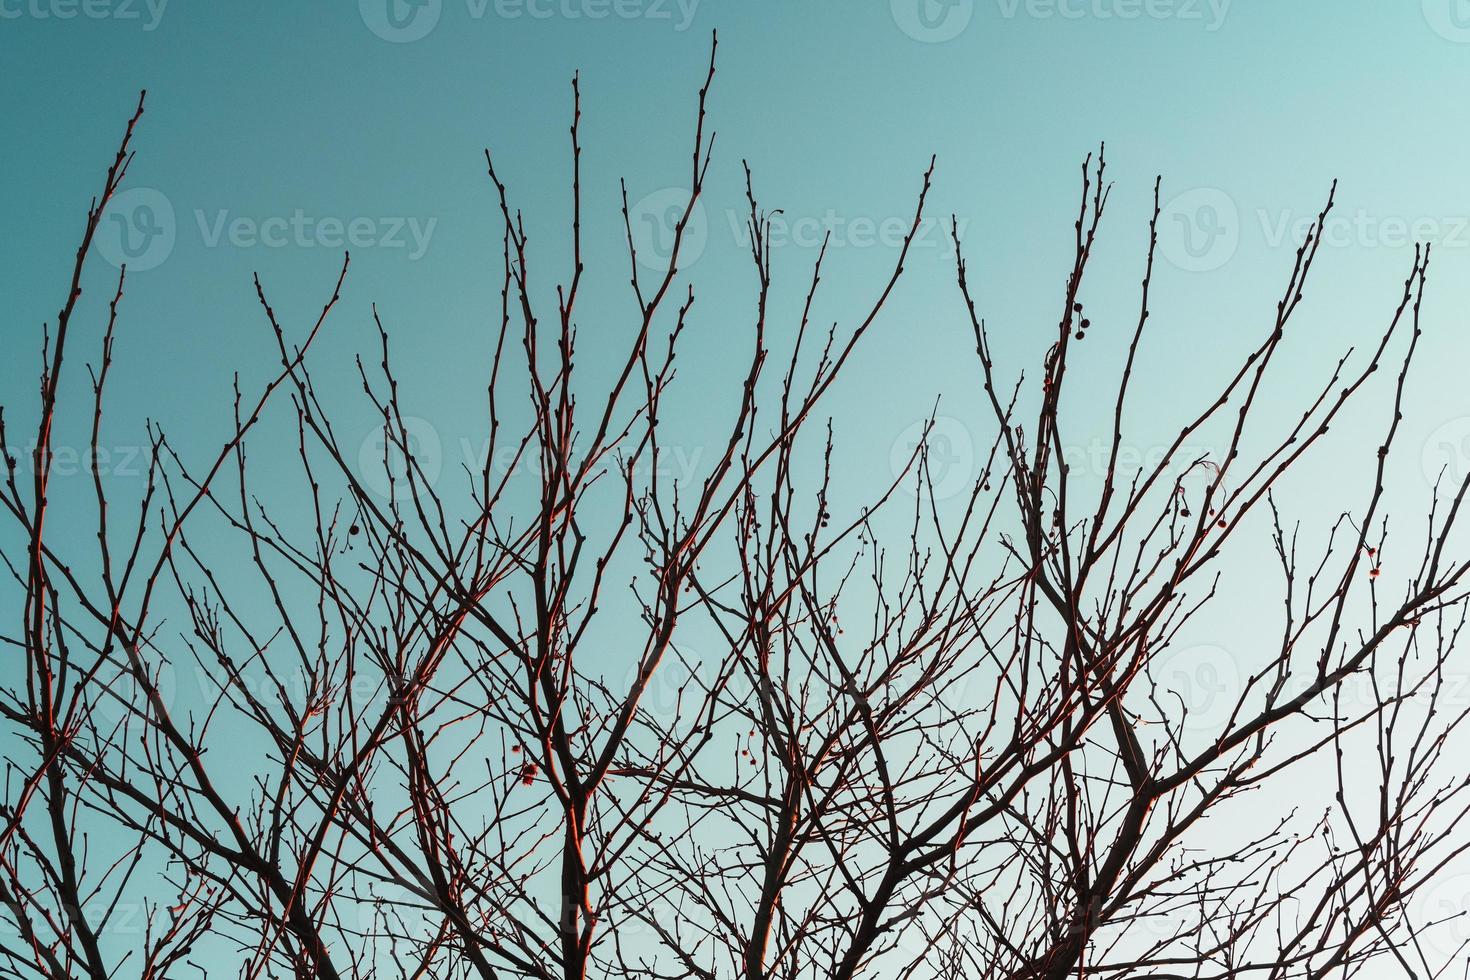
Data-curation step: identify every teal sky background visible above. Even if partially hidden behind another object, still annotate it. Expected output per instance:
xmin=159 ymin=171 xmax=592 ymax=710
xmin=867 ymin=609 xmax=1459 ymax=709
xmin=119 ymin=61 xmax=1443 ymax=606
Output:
xmin=5 ymin=0 xmax=1469 ymax=640
xmin=7 ymin=0 xmax=1470 ymax=972
xmin=5 ymin=0 xmax=1470 ymax=512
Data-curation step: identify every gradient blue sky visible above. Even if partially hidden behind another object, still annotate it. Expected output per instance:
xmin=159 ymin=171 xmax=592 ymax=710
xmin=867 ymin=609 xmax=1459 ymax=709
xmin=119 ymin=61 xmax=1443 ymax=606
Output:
xmin=6 ymin=0 xmax=1470 ymax=970
xmin=6 ymin=0 xmax=1469 ymax=642
xmin=6 ymin=2 xmax=1470 ymax=503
